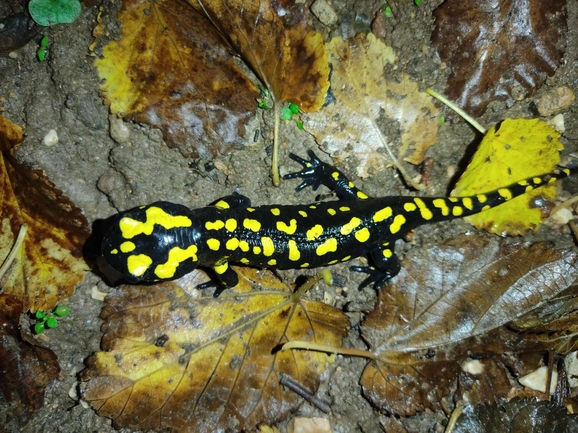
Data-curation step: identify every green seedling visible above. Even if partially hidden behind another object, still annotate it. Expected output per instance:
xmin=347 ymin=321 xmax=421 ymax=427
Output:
xmin=280 ymin=102 xmax=303 ymax=130
xmin=37 ymin=34 xmax=49 ymax=61
xmin=414 ymin=0 xmax=422 ymax=5
xmin=34 ymin=304 xmax=71 ymax=334
xmin=29 ymin=0 xmax=82 ymax=26
xmin=384 ymin=5 xmax=392 ymax=17
xmin=256 ymin=85 xmax=272 ymax=110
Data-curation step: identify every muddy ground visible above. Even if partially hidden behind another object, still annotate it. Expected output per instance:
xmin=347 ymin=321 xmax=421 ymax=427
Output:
xmin=1 ymin=0 xmax=578 ymax=432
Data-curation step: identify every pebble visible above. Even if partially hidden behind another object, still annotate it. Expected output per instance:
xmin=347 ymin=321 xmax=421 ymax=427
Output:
xmin=109 ymin=114 xmax=130 ymax=143
xmin=547 ymin=113 xmax=565 ymax=133
xmin=518 ymin=366 xmax=557 ymax=394
xmin=311 ymin=0 xmax=338 ymax=26
xmin=461 ymin=359 xmax=484 ymax=375
xmin=537 ymin=86 xmax=575 ymax=117
xmin=565 ymin=351 xmax=578 ymax=388
xmin=287 ymin=417 xmax=332 ymax=433
xmin=43 ymin=129 xmax=58 ymax=146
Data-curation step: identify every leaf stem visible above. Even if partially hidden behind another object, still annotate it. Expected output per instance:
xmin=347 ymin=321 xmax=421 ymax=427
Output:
xmin=272 ymin=99 xmax=281 ymax=186
xmin=281 ymin=340 xmax=376 ymax=360
xmin=549 ymin=193 xmax=578 ymax=219
xmin=0 ymin=224 xmax=28 ymax=281
xmin=425 ymin=88 xmax=486 ymax=134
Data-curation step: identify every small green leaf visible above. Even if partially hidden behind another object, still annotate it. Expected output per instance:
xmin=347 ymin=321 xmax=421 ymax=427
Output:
xmin=280 ymin=107 xmax=293 ymax=121
xmin=40 ymin=35 xmax=49 ymax=47
xmin=29 ymin=0 xmax=82 ymax=27
xmin=37 ymin=48 xmax=47 ymax=61
xmin=54 ymin=305 xmax=70 ymax=317
xmin=438 ymin=115 xmax=445 ymax=125
xmin=384 ymin=6 xmax=392 ymax=17
xmin=288 ymin=103 xmax=299 ymax=114
xmin=296 ymin=120 xmax=304 ymax=130
xmin=257 ymin=100 xmax=269 ymax=110
xmin=34 ymin=322 xmax=46 ymax=334
xmin=46 ymin=317 xmax=59 ymax=328
xmin=35 ymin=311 xmax=46 ymax=319
xmin=414 ymin=0 xmax=422 ymax=5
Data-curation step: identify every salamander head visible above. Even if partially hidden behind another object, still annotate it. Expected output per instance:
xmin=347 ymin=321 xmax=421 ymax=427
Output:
xmin=102 ymin=201 xmax=199 ymax=282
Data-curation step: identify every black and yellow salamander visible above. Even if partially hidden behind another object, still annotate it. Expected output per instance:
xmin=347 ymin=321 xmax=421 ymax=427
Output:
xmin=102 ymin=151 xmax=576 ymax=295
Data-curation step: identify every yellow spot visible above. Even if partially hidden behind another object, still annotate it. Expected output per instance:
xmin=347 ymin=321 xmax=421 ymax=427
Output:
xmin=342 ymin=255 xmax=351 ymax=261
xmin=348 ymin=181 xmax=355 ymax=188
xmin=226 ymin=238 xmax=239 ymax=251
xmin=288 ymin=240 xmax=301 ymax=261
xmin=340 ymin=217 xmax=362 ymax=235
xmin=154 ymin=245 xmax=199 ymax=279
xmin=239 ymin=240 xmax=250 ymax=252
xmin=243 ymin=218 xmax=261 ymax=232
xmin=306 ymin=224 xmax=324 ymax=240
xmin=525 ymin=185 xmax=534 ymax=193
xmin=332 ymin=171 xmax=340 ymax=180
xmin=328 ymin=259 xmax=338 ymax=265
xmin=268 ymin=259 xmax=277 ymax=266
xmin=240 ymin=258 xmax=250 ymax=264
xmin=206 ymin=220 xmax=225 ymax=230
xmin=448 ymin=197 xmax=459 ymax=202
xmin=225 ymin=219 xmax=237 ymax=232
xmin=327 ymin=208 xmax=337 ymax=216
xmin=270 ymin=208 xmax=281 ymax=216
xmin=298 ymin=210 xmax=308 ymax=217
xmin=120 ymin=207 xmax=192 ymax=239
xmin=389 ymin=214 xmax=406 ymax=234
xmin=214 ymin=200 xmax=230 ymax=209
xmin=261 ymin=237 xmax=275 ymax=256
xmin=340 ymin=206 xmax=350 ymax=212
xmin=373 ymin=207 xmax=392 ymax=223
xmin=355 ymin=227 xmax=370 ymax=242
xmin=357 ymin=191 xmax=369 ymax=199
xmin=477 ymin=194 xmax=487 ymax=203
xmin=498 ymin=188 xmax=513 ymax=200
xmin=316 ymin=238 xmax=338 ymax=256
xmin=110 ymin=248 xmax=118 ymax=255
xmin=300 ymin=263 xmax=309 ymax=268
xmin=461 ymin=197 xmax=473 ymax=211
xmin=517 ymin=180 xmax=528 ymax=186
xmin=277 ymin=219 xmax=297 ymax=235
xmin=452 ymin=206 xmax=463 ymax=217
xmin=214 ymin=261 xmax=228 ymax=275
xmin=253 ymin=246 xmax=262 ymax=255
xmin=127 ymin=254 xmax=153 ymax=277
xmin=433 ymin=198 xmax=450 ymax=216
xmin=383 ymin=249 xmax=393 ymax=258
xmin=247 ymin=207 xmax=256 ymax=212
xmin=120 ymin=241 xmax=135 ymax=253
xmin=403 ymin=202 xmax=417 ymax=212
xmin=548 ymin=177 xmax=556 ymax=184
xmin=414 ymin=198 xmax=433 ymax=220
xmin=563 ymin=168 xmax=571 ymax=176
xmin=482 ymin=205 xmax=491 ymax=211
xmin=309 ymin=205 xmax=317 ymax=209
xmin=206 ymin=238 xmax=220 ymax=251
xmin=533 ymin=177 xmax=543 ymax=184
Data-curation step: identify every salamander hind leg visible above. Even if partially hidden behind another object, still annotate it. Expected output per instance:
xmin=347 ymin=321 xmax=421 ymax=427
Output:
xmin=284 ymin=150 xmax=370 ymax=200
xmin=350 ymin=243 xmax=401 ymax=290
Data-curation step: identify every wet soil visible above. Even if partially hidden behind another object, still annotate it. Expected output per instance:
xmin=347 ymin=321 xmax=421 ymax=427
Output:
xmin=1 ymin=0 xmax=578 ymax=432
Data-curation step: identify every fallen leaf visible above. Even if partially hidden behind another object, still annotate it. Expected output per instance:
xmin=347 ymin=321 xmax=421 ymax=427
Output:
xmin=80 ymin=269 xmax=348 ymax=432
xmin=303 ymin=33 xmax=439 ymax=187
xmin=451 ymin=118 xmax=563 ymax=235
xmin=432 ymin=0 xmax=567 ymax=116
xmin=95 ymin=0 xmax=258 ymax=158
xmin=360 ymin=235 xmax=578 ymax=415
xmin=0 ymin=115 xmax=89 ymax=311
xmin=0 ymin=294 xmax=60 ymax=427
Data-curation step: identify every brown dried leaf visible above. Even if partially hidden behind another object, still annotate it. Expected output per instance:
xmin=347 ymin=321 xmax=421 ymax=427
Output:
xmin=432 ymin=0 xmax=567 ymax=117
xmin=95 ymin=0 xmax=258 ymax=158
xmin=0 ymin=294 xmax=60 ymax=427
xmin=188 ymin=0 xmax=329 ymax=112
xmin=0 ymin=115 xmax=89 ymax=311
xmin=80 ymin=269 xmax=348 ymax=432
xmin=360 ymin=235 xmax=578 ymax=415
xmin=304 ymin=33 xmax=439 ymax=183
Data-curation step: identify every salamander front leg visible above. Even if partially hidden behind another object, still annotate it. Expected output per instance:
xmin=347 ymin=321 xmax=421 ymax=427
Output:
xmin=350 ymin=242 xmax=401 ymax=290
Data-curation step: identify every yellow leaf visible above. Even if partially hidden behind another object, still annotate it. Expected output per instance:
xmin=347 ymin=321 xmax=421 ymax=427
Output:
xmin=451 ymin=118 xmax=563 ymax=235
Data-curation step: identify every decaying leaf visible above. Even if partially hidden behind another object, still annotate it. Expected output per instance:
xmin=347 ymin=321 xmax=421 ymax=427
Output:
xmin=95 ymin=0 xmax=258 ymax=158
xmin=0 ymin=115 xmax=89 ymax=311
xmin=451 ymin=118 xmax=563 ymax=235
xmin=432 ymin=0 xmax=567 ymax=117
xmin=0 ymin=294 xmax=60 ymax=427
xmin=304 ymin=33 xmax=440 ymax=187
xmin=360 ymin=234 xmax=578 ymax=415
xmin=188 ymin=0 xmax=329 ymax=113
xmin=80 ymin=268 xmax=348 ymax=432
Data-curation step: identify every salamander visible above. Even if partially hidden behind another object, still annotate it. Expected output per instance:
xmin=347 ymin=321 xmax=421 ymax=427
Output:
xmin=102 ymin=151 xmax=576 ymax=295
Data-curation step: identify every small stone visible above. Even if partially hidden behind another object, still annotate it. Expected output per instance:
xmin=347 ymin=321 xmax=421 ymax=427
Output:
xmin=109 ymin=114 xmax=131 ymax=143
xmin=311 ymin=0 xmax=338 ymax=26
xmin=564 ymin=351 xmax=578 ymax=388
xmin=519 ymin=366 xmax=557 ymax=394
xmin=287 ymin=417 xmax=332 ymax=433
xmin=537 ymin=86 xmax=576 ymax=117
xmin=550 ymin=207 xmax=573 ymax=224
xmin=43 ymin=129 xmax=59 ymax=146
xmin=461 ymin=359 xmax=484 ymax=375
xmin=547 ymin=113 xmax=565 ymax=133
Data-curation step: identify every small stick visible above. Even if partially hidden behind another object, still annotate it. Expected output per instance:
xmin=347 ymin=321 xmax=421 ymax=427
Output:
xmin=279 ymin=373 xmax=331 ymax=413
